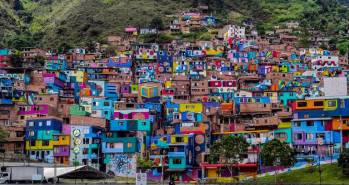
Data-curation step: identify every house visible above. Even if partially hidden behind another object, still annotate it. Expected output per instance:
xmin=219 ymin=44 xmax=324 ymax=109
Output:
xmin=70 ymin=125 xmax=103 ymax=169
xmin=25 ymin=117 xmax=63 ymax=163
xmin=107 ymin=36 xmax=123 ymax=46
xmin=21 ymin=47 xmax=47 ymax=62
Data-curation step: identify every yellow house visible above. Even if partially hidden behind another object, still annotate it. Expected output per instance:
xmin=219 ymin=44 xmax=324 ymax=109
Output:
xmin=26 ymin=140 xmax=54 ymax=150
xmin=272 ymin=65 xmax=280 ymax=72
xmin=170 ymin=135 xmax=189 ymax=144
xmin=278 ymin=122 xmax=291 ymax=128
xmin=179 ymin=103 xmax=203 ymax=113
xmin=72 ymin=71 xmax=87 ymax=83
xmin=52 ymin=135 xmax=70 ymax=146
xmin=165 ymin=81 xmax=172 ymax=88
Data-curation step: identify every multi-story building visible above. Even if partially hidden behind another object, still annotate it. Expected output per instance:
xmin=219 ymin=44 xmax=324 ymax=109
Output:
xmin=25 ymin=117 xmax=63 ymax=163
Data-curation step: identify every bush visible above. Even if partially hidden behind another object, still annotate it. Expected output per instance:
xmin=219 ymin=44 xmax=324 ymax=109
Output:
xmin=338 ymin=149 xmax=349 ymax=175
xmin=158 ymin=33 xmax=174 ymax=43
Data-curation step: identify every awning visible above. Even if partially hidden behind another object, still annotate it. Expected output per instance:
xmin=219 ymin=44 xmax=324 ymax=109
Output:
xmin=44 ymin=165 xmax=110 ymax=179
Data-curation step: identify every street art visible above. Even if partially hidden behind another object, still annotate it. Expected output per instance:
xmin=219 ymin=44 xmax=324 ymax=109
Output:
xmin=107 ymin=154 xmax=137 ymax=177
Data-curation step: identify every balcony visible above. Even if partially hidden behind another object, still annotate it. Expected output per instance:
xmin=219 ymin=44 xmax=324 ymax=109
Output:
xmin=102 ymin=137 xmax=138 ymax=153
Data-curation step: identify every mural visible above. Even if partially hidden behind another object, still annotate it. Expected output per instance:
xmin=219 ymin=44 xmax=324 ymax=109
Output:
xmin=107 ymin=154 xmax=137 ymax=177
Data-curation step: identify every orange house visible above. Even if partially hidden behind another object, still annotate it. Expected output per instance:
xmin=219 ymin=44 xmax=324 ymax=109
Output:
xmin=332 ymin=118 xmax=349 ymax=130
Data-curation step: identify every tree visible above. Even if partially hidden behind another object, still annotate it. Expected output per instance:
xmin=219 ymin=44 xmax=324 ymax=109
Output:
xmin=338 ymin=149 xmax=349 ymax=175
xmin=9 ymin=50 xmax=23 ymax=68
xmin=260 ymin=139 xmax=296 ymax=183
xmin=32 ymin=56 xmax=46 ymax=67
xmin=260 ymin=139 xmax=296 ymax=167
xmin=150 ymin=17 xmax=164 ymax=30
xmin=0 ymin=127 xmax=8 ymax=142
xmin=209 ymin=135 xmax=249 ymax=180
xmin=137 ymin=157 xmax=153 ymax=173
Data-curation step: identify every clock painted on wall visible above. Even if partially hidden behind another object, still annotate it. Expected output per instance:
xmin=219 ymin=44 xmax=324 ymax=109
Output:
xmin=73 ymin=147 xmax=80 ymax=154
xmin=74 ymin=138 xmax=82 ymax=145
xmin=73 ymin=129 xmax=81 ymax=137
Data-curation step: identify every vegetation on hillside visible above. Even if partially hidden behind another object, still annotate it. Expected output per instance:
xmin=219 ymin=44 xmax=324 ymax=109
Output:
xmin=252 ymin=163 xmax=349 ymax=184
xmin=0 ymin=0 xmax=348 ymax=49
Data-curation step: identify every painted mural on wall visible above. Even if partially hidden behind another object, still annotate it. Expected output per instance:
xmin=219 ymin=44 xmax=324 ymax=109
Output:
xmin=107 ymin=154 xmax=137 ymax=177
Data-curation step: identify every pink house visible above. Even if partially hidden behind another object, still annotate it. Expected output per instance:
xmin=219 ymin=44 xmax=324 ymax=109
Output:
xmin=17 ymin=104 xmax=51 ymax=115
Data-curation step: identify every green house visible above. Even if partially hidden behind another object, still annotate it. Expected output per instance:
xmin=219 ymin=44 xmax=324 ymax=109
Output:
xmin=69 ymin=104 xmax=90 ymax=116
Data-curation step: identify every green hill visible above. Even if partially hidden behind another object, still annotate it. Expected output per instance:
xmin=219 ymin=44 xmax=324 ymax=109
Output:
xmin=1 ymin=0 xmax=349 ymax=48
xmin=251 ymin=163 xmax=349 ymax=184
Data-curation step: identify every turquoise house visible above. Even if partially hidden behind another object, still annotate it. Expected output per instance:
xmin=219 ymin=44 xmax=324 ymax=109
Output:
xmin=278 ymin=91 xmax=298 ymax=107
xmin=274 ymin=128 xmax=292 ymax=143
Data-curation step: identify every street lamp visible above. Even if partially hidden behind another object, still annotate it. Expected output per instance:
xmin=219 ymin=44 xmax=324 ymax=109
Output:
xmin=273 ymin=157 xmax=280 ymax=185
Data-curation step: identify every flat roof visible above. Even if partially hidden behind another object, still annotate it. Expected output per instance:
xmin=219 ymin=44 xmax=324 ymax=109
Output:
xmin=305 ymin=96 xmax=349 ymax=100
xmin=292 ymin=117 xmax=332 ymax=121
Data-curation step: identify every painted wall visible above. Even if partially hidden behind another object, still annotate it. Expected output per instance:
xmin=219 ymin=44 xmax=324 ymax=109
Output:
xmin=105 ymin=154 xmax=137 ymax=177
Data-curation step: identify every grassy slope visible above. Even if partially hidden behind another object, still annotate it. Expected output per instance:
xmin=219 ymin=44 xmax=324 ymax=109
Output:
xmin=20 ymin=0 xmax=193 ymax=47
xmin=253 ymin=163 xmax=349 ymax=184
xmin=1 ymin=0 xmax=348 ymax=48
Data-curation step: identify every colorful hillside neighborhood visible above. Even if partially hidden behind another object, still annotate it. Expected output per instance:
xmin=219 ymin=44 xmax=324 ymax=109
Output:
xmin=1 ymin=10 xmax=349 ymax=183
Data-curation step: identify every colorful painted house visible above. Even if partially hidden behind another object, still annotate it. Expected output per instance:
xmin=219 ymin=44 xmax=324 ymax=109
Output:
xmin=25 ymin=117 xmax=63 ymax=163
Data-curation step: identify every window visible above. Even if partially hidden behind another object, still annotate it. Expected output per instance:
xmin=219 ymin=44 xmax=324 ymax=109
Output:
xmin=316 ymin=133 xmax=325 ymax=139
xmin=29 ymin=122 xmax=34 ymax=127
xmin=306 ymin=121 xmax=314 ymax=127
xmin=104 ymin=102 xmax=110 ymax=107
xmin=29 ymin=131 xmax=35 ymax=137
xmin=295 ymin=133 xmax=302 ymax=140
xmin=175 ymin=137 xmax=184 ymax=143
xmin=306 ymin=133 xmax=314 ymax=140
xmin=15 ymin=143 xmax=22 ymax=148
xmin=46 ymin=121 xmax=51 ymax=126
xmin=83 ymin=148 xmax=88 ymax=154
xmin=127 ymin=143 xmax=132 ymax=148
xmin=344 ymin=120 xmax=349 ymax=126
xmin=327 ymin=100 xmax=336 ymax=107
xmin=341 ymin=100 xmax=345 ymax=109
xmin=314 ymin=101 xmax=323 ymax=107
xmin=42 ymin=140 xmax=49 ymax=146
xmin=16 ymin=131 xmax=24 ymax=137
xmin=83 ymin=138 xmax=90 ymax=144
xmin=38 ymin=122 xmax=43 ymax=127
xmin=297 ymin=102 xmax=307 ymax=107
xmin=173 ymin=158 xmax=182 ymax=164
xmin=275 ymin=133 xmax=286 ymax=139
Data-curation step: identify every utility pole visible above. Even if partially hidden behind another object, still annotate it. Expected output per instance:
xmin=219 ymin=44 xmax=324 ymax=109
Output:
xmin=340 ymin=115 xmax=343 ymax=153
xmin=161 ymin=155 xmax=164 ymax=185
xmin=319 ymin=155 xmax=322 ymax=185
xmin=53 ymin=156 xmax=57 ymax=184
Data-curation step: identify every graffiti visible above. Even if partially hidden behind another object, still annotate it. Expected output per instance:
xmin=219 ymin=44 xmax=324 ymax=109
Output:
xmin=107 ymin=154 xmax=136 ymax=177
